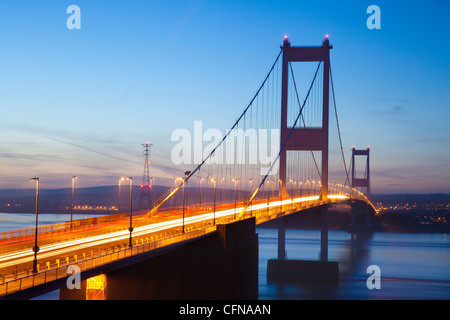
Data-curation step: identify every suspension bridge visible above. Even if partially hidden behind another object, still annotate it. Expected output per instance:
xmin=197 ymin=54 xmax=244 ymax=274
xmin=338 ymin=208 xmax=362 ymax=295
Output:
xmin=0 ymin=36 xmax=375 ymax=300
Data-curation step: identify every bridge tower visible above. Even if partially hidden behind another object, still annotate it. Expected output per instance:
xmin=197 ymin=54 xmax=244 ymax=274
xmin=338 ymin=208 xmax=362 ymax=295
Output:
xmin=278 ymin=35 xmax=332 ymax=262
xmin=138 ymin=142 xmax=153 ymax=210
xmin=279 ymin=35 xmax=332 ymax=200
xmin=351 ymin=146 xmax=371 ymax=200
xmin=349 ymin=146 xmax=371 ymax=228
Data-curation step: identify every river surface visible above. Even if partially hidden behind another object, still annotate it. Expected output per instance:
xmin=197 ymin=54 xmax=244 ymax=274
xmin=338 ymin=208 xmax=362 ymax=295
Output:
xmin=258 ymin=228 xmax=450 ymax=300
xmin=1 ymin=212 xmax=449 ymax=300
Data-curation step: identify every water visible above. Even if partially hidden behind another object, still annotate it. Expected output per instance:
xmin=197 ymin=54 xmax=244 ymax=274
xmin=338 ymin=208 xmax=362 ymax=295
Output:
xmin=257 ymin=228 xmax=450 ymax=300
xmin=0 ymin=212 xmax=106 ymax=233
xmin=1 ymin=213 xmax=449 ymax=299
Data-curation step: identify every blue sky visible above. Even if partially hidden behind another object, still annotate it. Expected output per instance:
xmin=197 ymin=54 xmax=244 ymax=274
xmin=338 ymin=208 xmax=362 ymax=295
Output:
xmin=0 ymin=0 xmax=449 ymax=193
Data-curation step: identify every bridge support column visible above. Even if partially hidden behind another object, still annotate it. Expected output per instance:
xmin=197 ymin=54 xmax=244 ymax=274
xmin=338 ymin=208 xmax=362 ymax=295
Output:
xmin=348 ymin=201 xmax=373 ymax=233
xmin=59 ymin=218 xmax=258 ymax=300
xmin=277 ymin=217 xmax=286 ymax=260
xmin=320 ymin=206 xmax=328 ymax=262
xmin=267 ymin=206 xmax=338 ymax=285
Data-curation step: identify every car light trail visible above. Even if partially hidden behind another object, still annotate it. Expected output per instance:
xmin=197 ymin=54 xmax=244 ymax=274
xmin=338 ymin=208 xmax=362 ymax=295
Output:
xmin=0 ymin=194 xmax=348 ymax=270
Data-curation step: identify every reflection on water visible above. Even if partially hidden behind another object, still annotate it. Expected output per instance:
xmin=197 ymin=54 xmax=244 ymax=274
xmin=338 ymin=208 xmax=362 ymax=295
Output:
xmin=257 ymin=228 xmax=450 ymax=299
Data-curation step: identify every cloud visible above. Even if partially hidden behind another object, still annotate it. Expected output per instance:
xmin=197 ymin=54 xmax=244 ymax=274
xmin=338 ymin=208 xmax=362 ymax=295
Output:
xmin=41 ymin=135 xmax=140 ymax=165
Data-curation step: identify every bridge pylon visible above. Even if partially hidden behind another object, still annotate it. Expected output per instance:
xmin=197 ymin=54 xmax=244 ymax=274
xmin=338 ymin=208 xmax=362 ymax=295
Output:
xmin=350 ymin=146 xmax=371 ymax=201
xmin=278 ymin=35 xmax=332 ymax=262
xmin=348 ymin=146 xmax=372 ymax=229
xmin=279 ymin=35 xmax=332 ymax=201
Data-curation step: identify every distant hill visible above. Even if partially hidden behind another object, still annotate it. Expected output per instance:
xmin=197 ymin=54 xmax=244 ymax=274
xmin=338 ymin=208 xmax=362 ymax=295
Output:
xmin=0 ymin=185 xmax=173 ymax=214
xmin=0 ymin=184 xmax=234 ymax=214
xmin=372 ymin=193 xmax=450 ymax=203
xmin=1 ymin=186 xmax=448 ymax=215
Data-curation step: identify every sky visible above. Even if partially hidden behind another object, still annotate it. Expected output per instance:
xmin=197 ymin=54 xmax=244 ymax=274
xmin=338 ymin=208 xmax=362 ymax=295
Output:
xmin=0 ymin=0 xmax=449 ymax=194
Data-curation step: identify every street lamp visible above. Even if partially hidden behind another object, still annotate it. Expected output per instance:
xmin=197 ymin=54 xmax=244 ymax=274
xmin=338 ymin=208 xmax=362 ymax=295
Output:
xmin=279 ymin=180 xmax=283 ymax=211
xmin=182 ymin=171 xmax=191 ymax=233
xmin=118 ymin=177 xmax=125 ymax=213
xmin=299 ymin=181 xmax=303 ymax=199
xmin=30 ymin=177 xmax=39 ymax=273
xmin=249 ymin=179 xmax=253 ymax=212
xmin=289 ymin=179 xmax=294 ymax=203
xmin=271 ymin=180 xmax=274 ymax=198
xmin=306 ymin=180 xmax=311 ymax=198
xmin=211 ymin=178 xmax=217 ymax=225
xmin=220 ymin=178 xmax=225 ymax=203
xmin=127 ymin=177 xmax=133 ymax=247
xmin=199 ymin=178 xmax=204 ymax=208
xmin=70 ymin=176 xmax=77 ymax=228
xmin=233 ymin=178 xmax=239 ymax=219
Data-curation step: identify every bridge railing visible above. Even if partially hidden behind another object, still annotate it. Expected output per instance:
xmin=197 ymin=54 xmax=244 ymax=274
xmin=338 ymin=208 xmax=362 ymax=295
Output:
xmin=0 ymin=225 xmax=217 ymax=298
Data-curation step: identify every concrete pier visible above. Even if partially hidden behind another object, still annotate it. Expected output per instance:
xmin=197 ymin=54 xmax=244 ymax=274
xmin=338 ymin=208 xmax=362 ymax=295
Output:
xmin=267 ymin=259 xmax=339 ymax=284
xmin=267 ymin=205 xmax=339 ymax=285
xmin=60 ymin=217 xmax=258 ymax=300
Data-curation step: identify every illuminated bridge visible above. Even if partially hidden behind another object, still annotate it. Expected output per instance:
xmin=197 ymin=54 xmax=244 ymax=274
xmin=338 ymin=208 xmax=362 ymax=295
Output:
xmin=0 ymin=36 xmax=375 ymax=300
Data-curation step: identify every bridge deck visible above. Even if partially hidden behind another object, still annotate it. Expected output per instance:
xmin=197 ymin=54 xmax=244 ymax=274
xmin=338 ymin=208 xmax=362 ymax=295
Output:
xmin=0 ymin=194 xmax=371 ymax=298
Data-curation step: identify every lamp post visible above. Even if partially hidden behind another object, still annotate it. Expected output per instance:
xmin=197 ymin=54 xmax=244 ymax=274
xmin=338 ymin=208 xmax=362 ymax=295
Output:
xmin=118 ymin=177 xmax=125 ymax=213
xmin=271 ymin=180 xmax=274 ymax=198
xmin=299 ymin=181 xmax=303 ymax=200
xmin=279 ymin=180 xmax=283 ymax=212
xmin=211 ymin=178 xmax=217 ymax=225
xmin=199 ymin=178 xmax=204 ymax=208
xmin=289 ymin=179 xmax=294 ymax=203
xmin=127 ymin=177 xmax=133 ymax=247
xmin=70 ymin=176 xmax=77 ymax=228
xmin=312 ymin=180 xmax=316 ymax=197
xmin=249 ymin=179 xmax=253 ymax=212
xmin=182 ymin=171 xmax=190 ymax=234
xmin=233 ymin=178 xmax=239 ymax=219
xmin=30 ymin=177 xmax=39 ymax=273
xmin=175 ymin=177 xmax=183 ymax=230
xmin=220 ymin=178 xmax=224 ymax=203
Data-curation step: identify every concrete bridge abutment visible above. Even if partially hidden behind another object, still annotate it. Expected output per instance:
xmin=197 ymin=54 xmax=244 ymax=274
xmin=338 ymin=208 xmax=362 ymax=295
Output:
xmin=60 ymin=217 xmax=258 ymax=300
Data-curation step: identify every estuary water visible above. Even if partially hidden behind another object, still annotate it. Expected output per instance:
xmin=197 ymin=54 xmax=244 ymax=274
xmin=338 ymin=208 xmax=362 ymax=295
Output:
xmin=0 ymin=212 xmax=107 ymax=232
xmin=1 ymin=212 xmax=449 ymax=300
xmin=258 ymin=228 xmax=450 ymax=300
